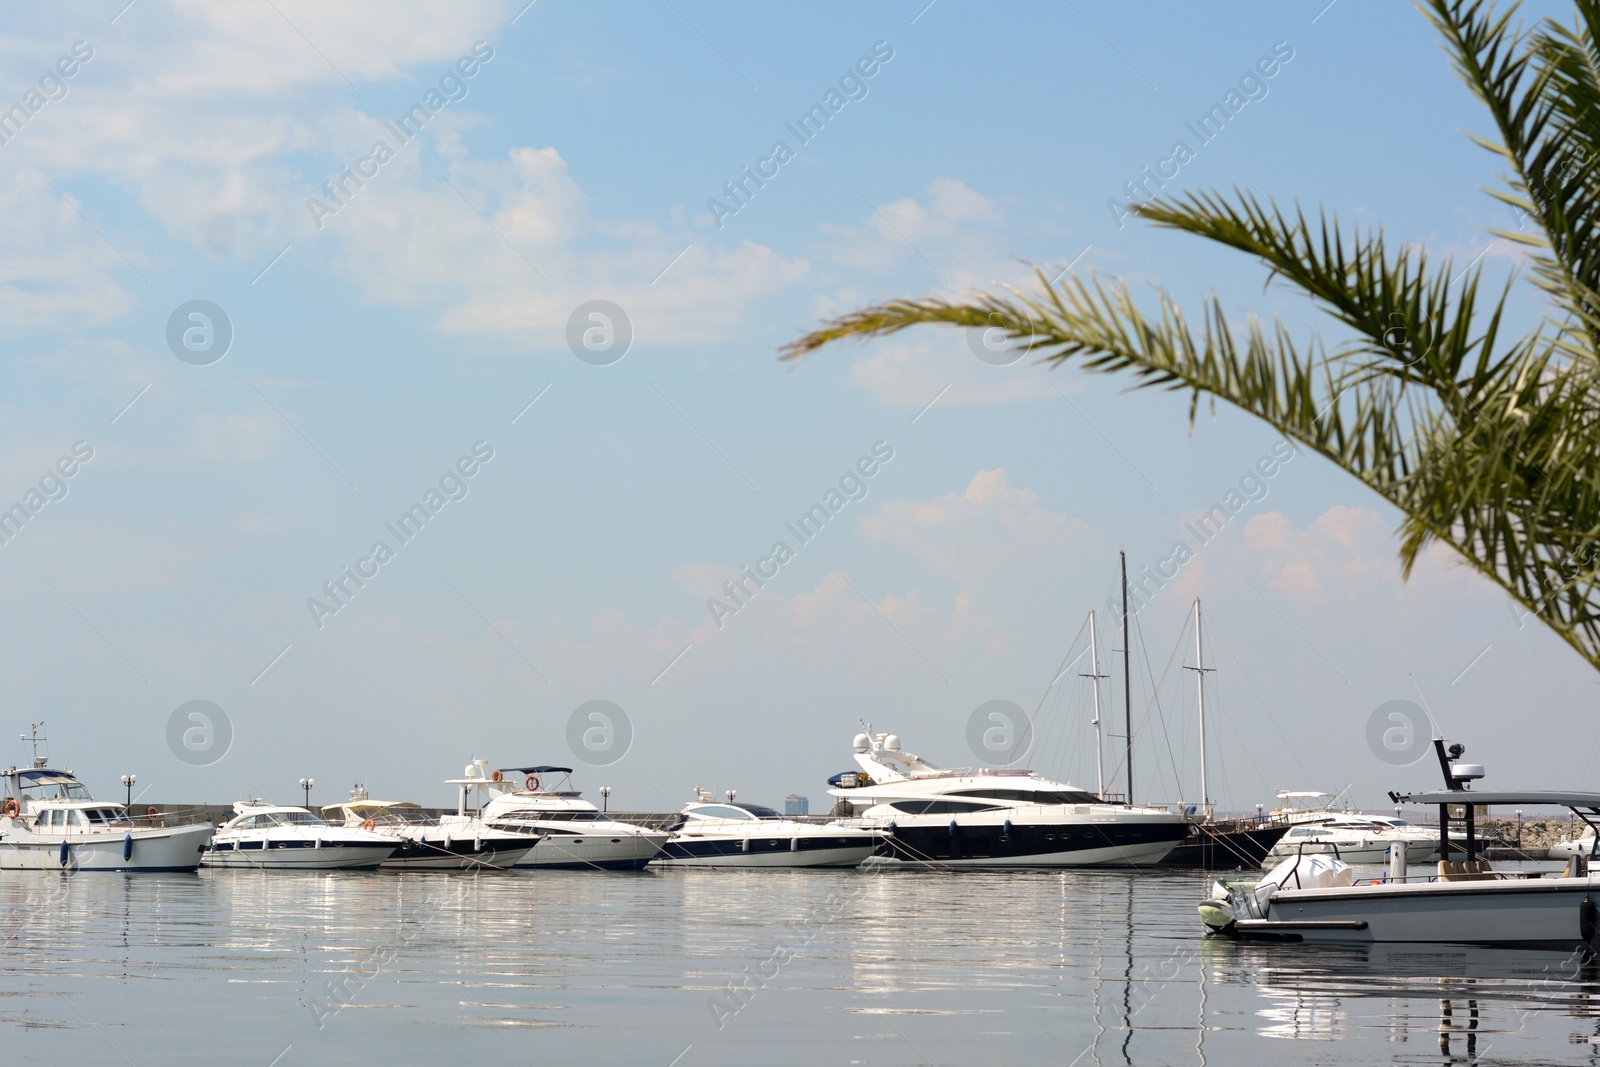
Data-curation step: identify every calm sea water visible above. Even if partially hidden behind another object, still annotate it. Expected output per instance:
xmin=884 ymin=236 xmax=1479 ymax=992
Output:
xmin=3 ymin=862 xmax=1600 ymax=1065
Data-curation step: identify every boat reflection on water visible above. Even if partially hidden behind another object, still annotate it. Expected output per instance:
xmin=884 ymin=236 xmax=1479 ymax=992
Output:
xmin=1201 ymin=937 xmax=1600 ymax=1053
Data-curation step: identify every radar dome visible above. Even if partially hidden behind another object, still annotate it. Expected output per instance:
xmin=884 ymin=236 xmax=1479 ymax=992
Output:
xmin=464 ymin=764 xmax=478 ymax=779
xmin=884 ymin=734 xmax=901 ymax=751
xmin=852 ymin=734 xmax=870 ymax=753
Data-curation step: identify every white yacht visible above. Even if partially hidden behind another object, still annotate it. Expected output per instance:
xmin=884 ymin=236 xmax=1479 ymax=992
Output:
xmin=322 ymin=773 xmax=541 ymax=870
xmin=1268 ymin=813 xmax=1459 ymax=865
xmin=827 ymin=730 xmax=1190 ymax=867
xmin=478 ymin=764 xmax=668 ymax=871
xmin=201 ymin=801 xmax=399 ymax=870
xmin=651 ymin=790 xmax=884 ymax=869
xmin=0 ymin=763 xmax=212 ymax=872
xmin=1200 ymin=739 xmax=1600 ymax=948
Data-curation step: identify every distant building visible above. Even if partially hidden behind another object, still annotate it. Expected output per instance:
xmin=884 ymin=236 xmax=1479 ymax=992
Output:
xmin=785 ymin=793 xmax=809 ymax=816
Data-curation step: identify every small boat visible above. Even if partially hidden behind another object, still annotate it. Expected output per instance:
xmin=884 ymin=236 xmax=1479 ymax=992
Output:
xmin=650 ymin=791 xmax=884 ymax=868
xmin=0 ymin=761 xmax=212 ymax=872
xmin=201 ymin=801 xmax=399 ymax=870
xmin=478 ymin=764 xmax=669 ymax=871
xmin=1199 ymin=738 xmax=1600 ymax=948
xmin=322 ymin=774 xmax=540 ymax=870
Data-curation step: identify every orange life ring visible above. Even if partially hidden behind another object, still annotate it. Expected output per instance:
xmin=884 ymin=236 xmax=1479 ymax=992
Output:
xmin=524 ymin=774 xmax=540 ymax=792
xmin=491 ymin=770 xmax=503 ymax=783
xmin=2 ymin=799 xmax=17 ymax=818
xmin=146 ymin=806 xmax=159 ymax=817
xmin=362 ymin=818 xmax=375 ymax=832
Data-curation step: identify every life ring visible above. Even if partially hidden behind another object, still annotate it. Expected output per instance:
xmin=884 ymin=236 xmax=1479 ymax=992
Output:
xmin=146 ymin=806 xmax=159 ymax=817
xmin=491 ymin=770 xmax=503 ymax=783
xmin=1 ymin=799 xmax=16 ymax=818
xmin=1372 ymin=826 xmax=1384 ymax=835
xmin=362 ymin=818 xmax=375 ymax=832
xmin=524 ymin=774 xmax=540 ymax=792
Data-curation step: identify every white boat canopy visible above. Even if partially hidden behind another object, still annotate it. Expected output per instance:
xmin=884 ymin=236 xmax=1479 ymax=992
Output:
xmin=1392 ymin=790 xmax=1600 ymax=810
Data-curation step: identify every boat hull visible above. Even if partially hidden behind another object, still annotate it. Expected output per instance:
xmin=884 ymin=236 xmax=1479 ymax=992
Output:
xmin=382 ymin=839 xmax=534 ymax=870
xmin=200 ymin=841 xmax=396 ymax=870
xmin=1232 ymin=875 xmax=1600 ymax=947
xmin=0 ymin=823 xmax=212 ymax=872
xmin=511 ymin=833 xmax=667 ymax=871
xmin=878 ymin=817 xmax=1188 ymax=867
xmin=652 ymin=835 xmax=878 ymax=869
xmin=1161 ymin=824 xmax=1290 ymax=868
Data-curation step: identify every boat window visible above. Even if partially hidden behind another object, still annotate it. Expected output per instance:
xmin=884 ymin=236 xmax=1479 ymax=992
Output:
xmin=282 ymin=811 xmax=326 ymax=826
xmin=105 ymin=809 xmax=132 ymax=827
xmin=234 ymin=815 xmax=259 ymax=829
xmin=886 ymin=800 xmax=1003 ymax=815
xmin=84 ymin=808 xmax=108 ymax=824
xmin=948 ymin=789 xmax=1101 ymax=805
xmin=68 ymin=810 xmax=86 ymax=827
xmin=731 ymin=804 xmax=780 ymax=819
xmin=1289 ymin=827 xmax=1320 ymax=837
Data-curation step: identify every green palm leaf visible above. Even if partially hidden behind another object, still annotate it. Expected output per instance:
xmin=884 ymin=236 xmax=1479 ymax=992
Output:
xmin=783 ymin=0 xmax=1600 ymax=673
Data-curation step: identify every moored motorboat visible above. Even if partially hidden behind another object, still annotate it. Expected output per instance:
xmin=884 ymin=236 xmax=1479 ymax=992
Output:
xmin=479 ymin=764 xmax=668 ymax=871
xmin=322 ymin=772 xmax=540 ymax=870
xmin=202 ymin=801 xmax=399 ymax=870
xmin=651 ymin=791 xmax=884 ymax=868
xmin=1267 ymin=813 xmax=1459 ymax=865
xmin=0 ymin=764 xmax=212 ymax=873
xmin=1199 ymin=738 xmax=1600 ymax=948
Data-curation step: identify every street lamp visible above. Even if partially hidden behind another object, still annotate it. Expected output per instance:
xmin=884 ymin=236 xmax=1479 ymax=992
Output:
xmin=599 ymin=786 xmax=612 ymax=812
xmin=120 ymin=774 xmax=137 ymax=808
xmin=1516 ymin=809 xmax=1524 ymax=849
xmin=725 ymin=790 xmax=737 ymax=804
xmin=299 ymin=778 xmax=315 ymax=808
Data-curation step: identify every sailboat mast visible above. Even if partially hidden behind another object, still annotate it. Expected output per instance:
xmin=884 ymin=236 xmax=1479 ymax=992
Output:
xmin=1195 ymin=599 xmax=1208 ymax=814
xmin=1084 ymin=610 xmax=1106 ymax=795
xmin=1120 ymin=550 xmax=1132 ymax=807
xmin=1184 ymin=598 xmax=1218 ymax=818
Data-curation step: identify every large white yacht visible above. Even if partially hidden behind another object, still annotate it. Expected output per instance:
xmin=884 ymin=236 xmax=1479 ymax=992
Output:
xmin=651 ymin=790 xmax=884 ymax=869
xmin=201 ymin=801 xmax=399 ymax=870
xmin=322 ymin=772 xmax=541 ymax=870
xmin=827 ymin=729 xmax=1189 ymax=867
xmin=478 ymin=764 xmax=668 ymax=871
xmin=0 ymin=763 xmax=213 ymax=872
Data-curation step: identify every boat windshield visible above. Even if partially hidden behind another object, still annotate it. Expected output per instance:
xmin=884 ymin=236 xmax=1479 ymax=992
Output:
xmin=686 ymin=804 xmax=760 ymax=821
xmin=15 ymin=770 xmax=92 ymax=801
xmin=83 ymin=807 xmax=132 ymax=826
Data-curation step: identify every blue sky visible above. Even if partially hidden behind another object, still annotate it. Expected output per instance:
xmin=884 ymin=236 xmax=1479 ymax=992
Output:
xmin=0 ymin=0 xmax=1586 ymax=816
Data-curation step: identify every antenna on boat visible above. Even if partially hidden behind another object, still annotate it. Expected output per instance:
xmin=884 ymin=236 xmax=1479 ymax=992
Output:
xmin=20 ymin=722 xmax=46 ymax=769
xmin=1079 ymin=609 xmax=1107 ymax=796
xmin=1182 ymin=599 xmax=1216 ymax=819
xmin=1120 ymin=550 xmax=1132 ymax=807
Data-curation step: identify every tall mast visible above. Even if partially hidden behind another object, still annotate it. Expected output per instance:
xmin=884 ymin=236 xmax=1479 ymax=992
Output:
xmin=1080 ymin=610 xmax=1107 ymax=795
xmin=1183 ymin=598 xmax=1216 ymax=817
xmin=1120 ymin=550 xmax=1132 ymax=807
